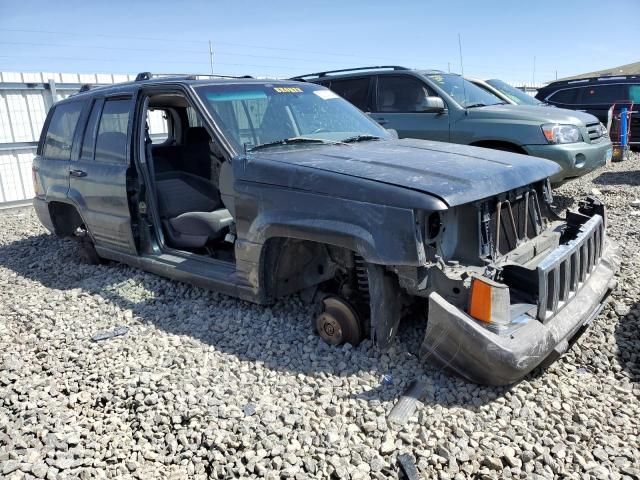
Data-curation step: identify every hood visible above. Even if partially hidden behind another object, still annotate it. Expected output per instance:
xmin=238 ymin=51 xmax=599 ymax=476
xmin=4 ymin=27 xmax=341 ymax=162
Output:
xmin=470 ymin=104 xmax=599 ymax=126
xmin=246 ymin=138 xmax=560 ymax=207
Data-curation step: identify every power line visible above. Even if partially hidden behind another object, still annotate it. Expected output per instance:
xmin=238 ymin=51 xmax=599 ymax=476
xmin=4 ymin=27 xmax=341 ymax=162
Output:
xmin=0 ymin=54 xmax=295 ymax=71
xmin=0 ymin=28 xmax=561 ymax=79
xmin=0 ymin=40 xmax=386 ymax=66
xmin=0 ymin=27 xmax=420 ymax=63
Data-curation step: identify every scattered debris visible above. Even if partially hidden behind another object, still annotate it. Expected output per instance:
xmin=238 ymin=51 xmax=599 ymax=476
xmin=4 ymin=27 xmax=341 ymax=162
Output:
xmin=242 ymin=403 xmax=256 ymax=417
xmin=397 ymin=453 xmax=419 ymax=480
xmin=380 ymin=374 xmax=393 ymax=386
xmin=388 ymin=380 xmax=428 ymax=425
xmin=631 ymin=198 xmax=640 ymax=207
xmin=91 ymin=326 xmax=129 ymax=342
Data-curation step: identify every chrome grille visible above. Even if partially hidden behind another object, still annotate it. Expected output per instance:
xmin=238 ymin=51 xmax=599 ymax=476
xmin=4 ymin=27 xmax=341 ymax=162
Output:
xmin=536 ymin=215 xmax=604 ymax=322
xmin=586 ymin=122 xmax=604 ymax=141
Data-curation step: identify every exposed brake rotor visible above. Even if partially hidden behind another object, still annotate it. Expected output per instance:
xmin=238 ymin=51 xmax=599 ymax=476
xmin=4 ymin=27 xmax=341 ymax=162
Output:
xmin=315 ymin=296 xmax=362 ymax=346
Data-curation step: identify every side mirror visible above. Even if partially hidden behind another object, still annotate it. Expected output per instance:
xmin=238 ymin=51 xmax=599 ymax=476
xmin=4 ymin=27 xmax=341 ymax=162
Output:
xmin=421 ymin=96 xmax=446 ymax=113
xmin=386 ymin=128 xmax=399 ymax=139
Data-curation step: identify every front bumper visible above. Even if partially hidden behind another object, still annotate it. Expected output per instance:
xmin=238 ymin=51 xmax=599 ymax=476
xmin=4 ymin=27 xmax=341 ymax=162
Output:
xmin=523 ymin=139 xmax=612 ymax=184
xmin=420 ymin=240 xmax=619 ymax=386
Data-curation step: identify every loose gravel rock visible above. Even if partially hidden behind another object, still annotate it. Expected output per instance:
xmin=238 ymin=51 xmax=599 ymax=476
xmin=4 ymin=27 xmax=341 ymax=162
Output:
xmin=1 ymin=154 xmax=639 ymax=479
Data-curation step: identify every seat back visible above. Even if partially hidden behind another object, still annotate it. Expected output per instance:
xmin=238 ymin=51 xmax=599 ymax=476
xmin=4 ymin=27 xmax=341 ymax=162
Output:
xmin=151 ymin=127 xmax=213 ymax=178
xmin=155 ymin=171 xmax=221 ymax=219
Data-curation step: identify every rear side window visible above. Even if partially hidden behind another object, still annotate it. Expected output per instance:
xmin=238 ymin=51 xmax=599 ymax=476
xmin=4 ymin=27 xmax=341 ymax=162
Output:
xmin=581 ymin=84 xmax=628 ymax=105
xmin=42 ymin=102 xmax=84 ymax=160
xmin=95 ymin=98 xmax=131 ymax=163
xmin=329 ymin=78 xmax=370 ymax=110
xmin=548 ymin=88 xmax=579 ymax=105
xmin=376 ymin=76 xmax=435 ymax=113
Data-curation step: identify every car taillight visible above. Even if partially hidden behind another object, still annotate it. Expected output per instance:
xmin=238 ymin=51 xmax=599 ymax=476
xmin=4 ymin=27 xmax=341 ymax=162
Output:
xmin=468 ymin=276 xmax=511 ymax=327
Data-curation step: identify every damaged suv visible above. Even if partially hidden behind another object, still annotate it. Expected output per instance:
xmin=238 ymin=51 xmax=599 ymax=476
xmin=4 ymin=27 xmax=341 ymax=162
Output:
xmin=32 ymin=73 xmax=619 ymax=385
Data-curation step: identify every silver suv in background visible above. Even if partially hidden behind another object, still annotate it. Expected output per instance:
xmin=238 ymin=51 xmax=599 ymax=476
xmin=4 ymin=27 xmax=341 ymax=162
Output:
xmin=293 ymin=66 xmax=612 ymax=184
xmin=467 ymin=77 xmax=545 ymax=106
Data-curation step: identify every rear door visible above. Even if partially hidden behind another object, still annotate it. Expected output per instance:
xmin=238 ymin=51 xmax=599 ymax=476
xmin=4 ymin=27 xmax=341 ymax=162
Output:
xmin=322 ymin=76 xmax=373 ymax=112
xmin=577 ymin=83 xmax=628 ymax=123
xmin=370 ymin=75 xmax=450 ymax=141
xmin=68 ymin=94 xmax=138 ymax=254
xmin=34 ymin=100 xmax=85 ymax=202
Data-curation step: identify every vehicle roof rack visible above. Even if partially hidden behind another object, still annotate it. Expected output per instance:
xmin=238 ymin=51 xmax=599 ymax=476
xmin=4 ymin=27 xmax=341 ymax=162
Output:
xmin=291 ymin=66 xmax=409 ymax=80
xmin=548 ymin=74 xmax=639 ymax=86
xmin=134 ymin=72 xmax=254 ymax=82
xmin=70 ymin=83 xmax=110 ymax=97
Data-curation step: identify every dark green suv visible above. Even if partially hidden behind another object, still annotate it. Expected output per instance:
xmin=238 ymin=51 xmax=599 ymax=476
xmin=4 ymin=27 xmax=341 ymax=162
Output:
xmin=32 ymin=72 xmax=618 ymax=385
xmin=294 ymin=66 xmax=613 ymax=184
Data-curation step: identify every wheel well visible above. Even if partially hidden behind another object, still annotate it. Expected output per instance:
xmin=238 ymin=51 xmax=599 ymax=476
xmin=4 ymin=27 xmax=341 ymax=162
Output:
xmin=261 ymin=238 xmax=370 ymax=302
xmin=470 ymin=140 xmax=527 ymax=155
xmin=48 ymin=202 xmax=83 ymax=237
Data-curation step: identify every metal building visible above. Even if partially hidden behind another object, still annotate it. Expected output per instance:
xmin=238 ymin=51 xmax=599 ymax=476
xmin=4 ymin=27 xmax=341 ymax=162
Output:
xmin=0 ymin=72 xmax=136 ymax=206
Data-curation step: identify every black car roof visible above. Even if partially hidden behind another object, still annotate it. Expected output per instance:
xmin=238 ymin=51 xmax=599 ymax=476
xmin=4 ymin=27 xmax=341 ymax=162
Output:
xmin=540 ymin=74 xmax=640 ymax=92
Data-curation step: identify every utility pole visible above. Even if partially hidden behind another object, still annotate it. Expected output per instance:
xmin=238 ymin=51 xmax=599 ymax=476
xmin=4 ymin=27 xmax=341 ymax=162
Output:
xmin=209 ymin=40 xmax=214 ymax=74
xmin=458 ymin=34 xmax=464 ymax=76
xmin=448 ymin=62 xmax=451 ymax=73
xmin=532 ymin=55 xmax=536 ymax=87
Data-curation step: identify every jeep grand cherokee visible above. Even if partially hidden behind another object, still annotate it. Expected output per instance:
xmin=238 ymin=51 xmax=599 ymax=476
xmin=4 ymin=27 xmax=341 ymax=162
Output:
xmin=32 ymin=72 xmax=619 ymax=385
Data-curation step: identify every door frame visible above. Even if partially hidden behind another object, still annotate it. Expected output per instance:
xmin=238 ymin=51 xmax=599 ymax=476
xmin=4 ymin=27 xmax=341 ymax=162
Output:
xmin=131 ymin=85 xmax=237 ymax=270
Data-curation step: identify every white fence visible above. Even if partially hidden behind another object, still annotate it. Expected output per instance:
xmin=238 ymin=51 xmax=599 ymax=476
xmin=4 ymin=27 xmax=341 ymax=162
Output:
xmin=0 ymin=72 xmax=136 ymax=206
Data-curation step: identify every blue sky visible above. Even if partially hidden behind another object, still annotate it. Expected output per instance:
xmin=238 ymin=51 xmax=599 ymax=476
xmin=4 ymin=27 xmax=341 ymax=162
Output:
xmin=0 ymin=0 xmax=638 ymax=84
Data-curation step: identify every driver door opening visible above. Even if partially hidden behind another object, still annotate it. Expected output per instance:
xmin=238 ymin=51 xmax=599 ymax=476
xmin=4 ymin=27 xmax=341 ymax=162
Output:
xmin=142 ymin=91 xmax=235 ymax=262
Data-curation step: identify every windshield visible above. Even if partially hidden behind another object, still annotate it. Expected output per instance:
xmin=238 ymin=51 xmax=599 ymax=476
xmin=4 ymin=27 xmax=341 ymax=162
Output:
xmin=486 ymin=79 xmax=543 ymax=106
xmin=426 ymin=73 xmax=504 ymax=108
xmin=194 ymin=83 xmax=388 ymax=152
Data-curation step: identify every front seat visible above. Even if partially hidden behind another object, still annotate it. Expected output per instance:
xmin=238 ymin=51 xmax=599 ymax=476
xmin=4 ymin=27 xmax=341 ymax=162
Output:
xmin=155 ymin=171 xmax=233 ymax=249
xmin=380 ymin=90 xmax=396 ymax=112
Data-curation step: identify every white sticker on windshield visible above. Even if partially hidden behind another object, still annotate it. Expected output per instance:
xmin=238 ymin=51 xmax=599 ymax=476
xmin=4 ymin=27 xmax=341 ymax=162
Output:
xmin=314 ymin=90 xmax=340 ymax=100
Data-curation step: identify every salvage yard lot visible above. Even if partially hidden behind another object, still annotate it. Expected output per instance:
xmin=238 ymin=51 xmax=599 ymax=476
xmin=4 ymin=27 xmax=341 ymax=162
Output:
xmin=1 ymin=155 xmax=639 ymax=479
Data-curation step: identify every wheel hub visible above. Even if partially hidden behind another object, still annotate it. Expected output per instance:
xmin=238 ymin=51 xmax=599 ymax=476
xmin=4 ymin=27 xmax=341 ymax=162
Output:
xmin=315 ymin=296 xmax=361 ymax=346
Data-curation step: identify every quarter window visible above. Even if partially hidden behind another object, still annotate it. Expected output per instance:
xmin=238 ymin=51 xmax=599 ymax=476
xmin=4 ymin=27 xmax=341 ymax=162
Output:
xmin=42 ymin=102 xmax=84 ymax=160
xmin=376 ymin=76 xmax=436 ymax=113
xmin=95 ymin=98 xmax=131 ymax=163
xmin=328 ymin=78 xmax=370 ymax=110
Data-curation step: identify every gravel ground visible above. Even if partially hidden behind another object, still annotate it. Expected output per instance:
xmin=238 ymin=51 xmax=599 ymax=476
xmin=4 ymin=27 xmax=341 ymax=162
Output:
xmin=1 ymin=154 xmax=639 ymax=480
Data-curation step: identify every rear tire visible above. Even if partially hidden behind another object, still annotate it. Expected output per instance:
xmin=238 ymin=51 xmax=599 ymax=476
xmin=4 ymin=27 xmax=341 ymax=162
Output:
xmin=75 ymin=228 xmax=102 ymax=265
